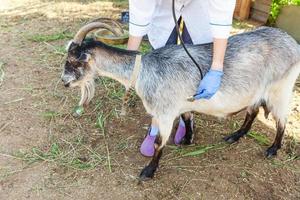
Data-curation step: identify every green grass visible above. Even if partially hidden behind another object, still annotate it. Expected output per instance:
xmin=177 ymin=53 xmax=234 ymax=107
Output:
xmin=269 ymin=0 xmax=300 ymax=24
xmin=43 ymin=42 xmax=67 ymax=55
xmin=41 ymin=111 xmax=61 ymax=119
xmin=126 ymin=90 xmax=140 ymax=108
xmin=229 ymin=120 xmax=241 ymax=130
xmin=27 ymin=31 xmax=73 ymax=42
xmin=96 ymin=76 xmax=140 ymax=110
xmin=95 ymin=110 xmax=113 ymax=173
xmin=232 ymin=20 xmax=254 ymax=30
xmin=14 ymin=136 xmax=106 ymax=171
xmin=95 ymin=112 xmax=107 ymax=133
xmin=140 ymin=41 xmax=152 ymax=54
xmin=169 ymin=143 xmax=225 ymax=157
xmin=97 ymin=77 xmax=125 ymax=101
xmin=53 ymin=45 xmax=67 ymax=55
xmin=247 ymin=131 xmax=270 ymax=146
xmin=111 ymin=42 xmax=127 ymax=49
xmin=270 ymin=155 xmax=300 ymax=172
xmin=182 ymin=145 xmax=218 ymax=157
xmin=108 ymin=0 xmax=128 ymax=7
xmin=112 ymin=41 xmax=152 ymax=54
xmin=0 ymin=62 xmax=5 ymax=86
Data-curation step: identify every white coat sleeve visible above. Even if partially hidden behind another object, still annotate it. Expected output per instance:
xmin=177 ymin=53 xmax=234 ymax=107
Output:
xmin=208 ymin=0 xmax=236 ymax=39
xmin=129 ymin=0 xmax=156 ymax=37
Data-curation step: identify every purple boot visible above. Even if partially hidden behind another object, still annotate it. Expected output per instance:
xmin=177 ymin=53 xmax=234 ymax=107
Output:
xmin=174 ymin=117 xmax=186 ymax=145
xmin=174 ymin=115 xmax=194 ymax=145
xmin=140 ymin=126 xmax=158 ymax=157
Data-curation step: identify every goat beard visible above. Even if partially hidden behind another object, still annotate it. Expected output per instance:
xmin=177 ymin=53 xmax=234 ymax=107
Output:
xmin=79 ymin=79 xmax=95 ymax=106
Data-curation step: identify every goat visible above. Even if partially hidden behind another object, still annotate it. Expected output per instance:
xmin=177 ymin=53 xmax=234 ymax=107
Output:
xmin=61 ymin=22 xmax=300 ymax=180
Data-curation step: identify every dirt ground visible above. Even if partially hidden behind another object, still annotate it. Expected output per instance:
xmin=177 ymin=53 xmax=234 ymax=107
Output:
xmin=0 ymin=1 xmax=299 ymax=200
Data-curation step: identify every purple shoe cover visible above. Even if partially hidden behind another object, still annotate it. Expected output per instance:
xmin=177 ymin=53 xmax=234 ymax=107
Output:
xmin=140 ymin=133 xmax=156 ymax=157
xmin=174 ymin=124 xmax=186 ymax=145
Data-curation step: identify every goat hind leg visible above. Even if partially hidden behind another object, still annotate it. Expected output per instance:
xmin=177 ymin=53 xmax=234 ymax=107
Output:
xmin=139 ymin=117 xmax=174 ymax=180
xmin=263 ymin=63 xmax=299 ymax=158
xmin=224 ymin=107 xmax=259 ymax=144
xmin=179 ymin=113 xmax=194 ymax=145
xmin=265 ymin=120 xmax=285 ymax=158
xmin=265 ymin=91 xmax=290 ymax=158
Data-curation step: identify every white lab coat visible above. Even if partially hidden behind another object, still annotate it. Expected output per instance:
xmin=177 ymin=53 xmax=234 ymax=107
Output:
xmin=129 ymin=0 xmax=236 ymax=49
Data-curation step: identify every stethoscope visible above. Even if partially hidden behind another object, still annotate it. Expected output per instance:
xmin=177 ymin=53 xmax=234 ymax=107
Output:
xmin=172 ymin=0 xmax=204 ymax=101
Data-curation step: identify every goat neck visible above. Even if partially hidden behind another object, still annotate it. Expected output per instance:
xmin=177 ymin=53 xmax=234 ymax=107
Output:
xmin=91 ymin=45 xmax=140 ymax=88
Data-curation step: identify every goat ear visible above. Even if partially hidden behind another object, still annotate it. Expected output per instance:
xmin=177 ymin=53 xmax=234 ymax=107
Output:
xmin=78 ymin=53 xmax=91 ymax=63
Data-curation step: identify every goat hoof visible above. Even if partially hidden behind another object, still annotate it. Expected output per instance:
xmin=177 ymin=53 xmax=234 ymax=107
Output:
xmin=139 ymin=165 xmax=156 ymax=181
xmin=265 ymin=146 xmax=278 ymax=158
xmin=180 ymin=137 xmax=192 ymax=145
xmin=223 ymin=133 xmax=240 ymax=144
xmin=181 ymin=129 xmax=194 ymax=145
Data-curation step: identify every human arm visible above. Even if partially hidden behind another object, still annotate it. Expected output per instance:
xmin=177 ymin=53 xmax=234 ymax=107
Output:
xmin=210 ymin=0 xmax=236 ymax=71
xmin=127 ymin=36 xmax=143 ymax=51
xmin=194 ymin=0 xmax=236 ymax=99
xmin=211 ymin=38 xmax=228 ymax=71
xmin=127 ymin=0 xmax=156 ymax=50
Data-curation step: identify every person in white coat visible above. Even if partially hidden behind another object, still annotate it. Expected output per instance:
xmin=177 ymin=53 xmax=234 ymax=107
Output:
xmin=127 ymin=0 xmax=236 ymax=157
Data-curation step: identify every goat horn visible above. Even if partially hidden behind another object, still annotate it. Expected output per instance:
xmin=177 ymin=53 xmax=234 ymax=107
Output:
xmin=73 ymin=22 xmax=120 ymax=45
xmin=89 ymin=17 xmax=124 ymax=35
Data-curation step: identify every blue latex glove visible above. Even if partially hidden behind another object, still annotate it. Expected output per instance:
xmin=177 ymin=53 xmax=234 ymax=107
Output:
xmin=194 ymin=69 xmax=223 ymax=100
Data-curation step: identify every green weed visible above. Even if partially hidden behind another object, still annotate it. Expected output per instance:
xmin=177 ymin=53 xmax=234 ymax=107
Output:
xmin=0 ymin=62 xmax=5 ymax=86
xmin=247 ymin=131 xmax=270 ymax=146
xmin=27 ymin=31 xmax=73 ymax=42
xmin=0 ymin=168 xmax=23 ymax=181
xmin=140 ymin=41 xmax=152 ymax=54
xmin=230 ymin=120 xmax=241 ymax=130
xmin=171 ymin=143 xmax=225 ymax=157
xmin=112 ymin=41 xmax=152 ymax=54
xmin=41 ymin=111 xmax=61 ymax=119
xmin=98 ymin=77 xmax=125 ymax=100
xmin=95 ymin=110 xmax=113 ymax=173
xmin=44 ymin=42 xmax=67 ymax=55
xmin=14 ymin=137 xmax=106 ymax=171
xmin=232 ymin=20 xmax=254 ymax=30
xmin=269 ymin=0 xmax=300 ymax=24
xmin=96 ymin=112 xmax=106 ymax=133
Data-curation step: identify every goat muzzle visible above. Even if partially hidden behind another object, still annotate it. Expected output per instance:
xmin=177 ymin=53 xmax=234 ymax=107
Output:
xmin=61 ymin=73 xmax=76 ymax=88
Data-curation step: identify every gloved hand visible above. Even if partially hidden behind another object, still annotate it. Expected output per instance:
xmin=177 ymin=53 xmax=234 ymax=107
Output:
xmin=194 ymin=69 xmax=223 ymax=100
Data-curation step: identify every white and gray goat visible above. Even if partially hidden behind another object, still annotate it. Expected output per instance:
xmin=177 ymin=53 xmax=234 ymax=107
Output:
xmin=61 ymin=22 xmax=300 ymax=180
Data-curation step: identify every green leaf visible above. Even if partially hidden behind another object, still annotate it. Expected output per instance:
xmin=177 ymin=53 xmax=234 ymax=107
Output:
xmin=247 ymin=131 xmax=270 ymax=146
xmin=182 ymin=145 xmax=215 ymax=157
xmin=73 ymin=105 xmax=84 ymax=117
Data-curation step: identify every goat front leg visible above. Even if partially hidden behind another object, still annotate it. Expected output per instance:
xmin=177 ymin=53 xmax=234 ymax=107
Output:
xmin=139 ymin=117 xmax=174 ymax=181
